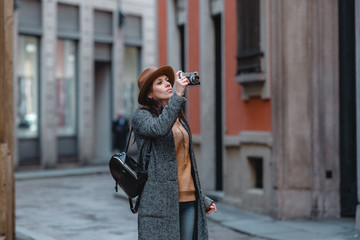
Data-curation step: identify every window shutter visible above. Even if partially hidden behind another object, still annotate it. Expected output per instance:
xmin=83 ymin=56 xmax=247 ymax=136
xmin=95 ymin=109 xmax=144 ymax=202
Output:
xmin=124 ymin=15 xmax=142 ymax=46
xmin=19 ymin=0 xmax=42 ymax=35
xmin=94 ymin=10 xmax=113 ymax=43
xmin=57 ymin=4 xmax=80 ymax=39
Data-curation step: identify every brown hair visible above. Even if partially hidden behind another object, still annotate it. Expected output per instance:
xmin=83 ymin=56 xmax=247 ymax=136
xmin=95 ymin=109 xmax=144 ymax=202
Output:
xmin=140 ymin=85 xmax=191 ymax=133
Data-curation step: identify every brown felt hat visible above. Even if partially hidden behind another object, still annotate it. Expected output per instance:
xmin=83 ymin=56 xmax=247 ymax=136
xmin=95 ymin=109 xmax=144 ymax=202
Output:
xmin=137 ymin=65 xmax=175 ymax=105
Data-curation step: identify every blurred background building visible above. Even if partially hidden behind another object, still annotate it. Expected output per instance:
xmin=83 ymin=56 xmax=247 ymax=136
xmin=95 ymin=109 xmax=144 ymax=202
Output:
xmin=9 ymin=0 xmax=360 ymax=228
xmin=13 ymin=0 xmax=157 ymax=168
xmin=158 ymin=0 xmax=360 ymax=224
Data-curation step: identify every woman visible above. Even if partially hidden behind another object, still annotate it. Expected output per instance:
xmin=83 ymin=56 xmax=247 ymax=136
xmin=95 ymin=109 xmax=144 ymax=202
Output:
xmin=132 ymin=65 xmax=217 ymax=240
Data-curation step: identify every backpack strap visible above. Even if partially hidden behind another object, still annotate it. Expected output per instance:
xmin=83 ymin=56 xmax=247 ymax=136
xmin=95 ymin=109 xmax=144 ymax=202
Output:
xmin=124 ymin=127 xmax=133 ymax=153
xmin=128 ymin=139 xmax=152 ymax=214
xmin=129 ymin=197 xmax=141 ymax=214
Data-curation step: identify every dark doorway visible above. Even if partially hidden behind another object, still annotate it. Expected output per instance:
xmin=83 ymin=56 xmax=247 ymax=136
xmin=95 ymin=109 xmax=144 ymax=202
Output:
xmin=179 ymin=24 xmax=185 ymax=72
xmin=213 ymin=14 xmax=223 ymax=191
xmin=339 ymin=0 xmax=357 ymax=217
xmin=178 ymin=24 xmax=188 ymax=113
xmin=94 ymin=61 xmax=112 ymax=163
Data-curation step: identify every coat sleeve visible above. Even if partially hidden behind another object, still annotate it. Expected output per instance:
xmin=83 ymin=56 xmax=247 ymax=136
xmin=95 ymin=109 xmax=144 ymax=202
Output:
xmin=132 ymin=94 xmax=186 ymax=138
xmin=202 ymin=194 xmax=214 ymax=211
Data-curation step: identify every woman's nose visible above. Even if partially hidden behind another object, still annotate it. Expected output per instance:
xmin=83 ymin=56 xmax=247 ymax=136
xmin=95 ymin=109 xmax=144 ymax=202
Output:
xmin=165 ymin=81 xmax=171 ymax=87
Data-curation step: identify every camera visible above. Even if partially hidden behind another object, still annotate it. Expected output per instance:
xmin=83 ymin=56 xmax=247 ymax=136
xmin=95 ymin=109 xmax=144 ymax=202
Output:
xmin=180 ymin=71 xmax=200 ymax=86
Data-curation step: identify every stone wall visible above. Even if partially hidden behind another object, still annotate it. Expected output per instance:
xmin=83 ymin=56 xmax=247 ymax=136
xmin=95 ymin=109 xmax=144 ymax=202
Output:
xmin=224 ymin=132 xmax=273 ymax=215
xmin=271 ymin=0 xmax=340 ymax=219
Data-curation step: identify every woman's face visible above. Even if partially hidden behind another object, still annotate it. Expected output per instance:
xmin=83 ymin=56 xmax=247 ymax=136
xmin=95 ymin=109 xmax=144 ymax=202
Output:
xmin=148 ymin=75 xmax=173 ymax=106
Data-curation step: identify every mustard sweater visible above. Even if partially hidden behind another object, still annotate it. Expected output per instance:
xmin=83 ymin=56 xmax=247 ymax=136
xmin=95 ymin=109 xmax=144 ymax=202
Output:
xmin=172 ymin=119 xmax=196 ymax=202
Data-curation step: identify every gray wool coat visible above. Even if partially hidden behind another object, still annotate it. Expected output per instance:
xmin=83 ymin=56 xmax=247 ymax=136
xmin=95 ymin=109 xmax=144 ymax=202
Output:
xmin=132 ymin=94 xmax=213 ymax=240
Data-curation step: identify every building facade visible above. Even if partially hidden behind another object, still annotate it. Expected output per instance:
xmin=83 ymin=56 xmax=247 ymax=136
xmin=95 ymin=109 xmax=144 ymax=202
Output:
xmin=157 ymin=0 xmax=360 ymax=224
xmin=13 ymin=0 xmax=157 ymax=168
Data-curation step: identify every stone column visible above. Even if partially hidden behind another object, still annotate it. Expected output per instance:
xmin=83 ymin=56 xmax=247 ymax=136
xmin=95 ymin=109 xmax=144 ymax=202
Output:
xmin=78 ymin=3 xmax=94 ymax=164
xmin=355 ymin=0 xmax=360 ymax=231
xmin=0 ymin=0 xmax=15 ymax=238
xmin=199 ymin=0 xmax=216 ymax=190
xmin=41 ymin=0 xmax=57 ymax=168
xmin=113 ymin=3 xmax=124 ymax=120
xmin=167 ymin=0 xmax=181 ymax=70
xmin=271 ymin=0 xmax=339 ymax=219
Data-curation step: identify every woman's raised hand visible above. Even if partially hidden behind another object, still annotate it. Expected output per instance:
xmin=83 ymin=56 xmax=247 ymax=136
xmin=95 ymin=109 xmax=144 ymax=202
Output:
xmin=175 ymin=70 xmax=189 ymax=98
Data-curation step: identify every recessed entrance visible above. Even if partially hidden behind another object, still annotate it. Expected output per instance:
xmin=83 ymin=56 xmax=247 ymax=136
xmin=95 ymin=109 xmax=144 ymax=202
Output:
xmin=94 ymin=62 xmax=112 ymax=163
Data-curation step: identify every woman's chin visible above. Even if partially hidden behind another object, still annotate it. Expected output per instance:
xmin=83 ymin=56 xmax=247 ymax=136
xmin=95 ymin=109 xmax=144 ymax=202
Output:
xmin=166 ymin=92 xmax=173 ymax=98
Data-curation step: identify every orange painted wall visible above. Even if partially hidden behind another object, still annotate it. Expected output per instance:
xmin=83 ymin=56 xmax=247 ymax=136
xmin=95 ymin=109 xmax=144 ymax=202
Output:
xmin=224 ymin=0 xmax=272 ymax=135
xmin=158 ymin=0 xmax=167 ymax=66
xmin=157 ymin=0 xmax=271 ymax=135
xmin=187 ymin=0 xmax=201 ymax=134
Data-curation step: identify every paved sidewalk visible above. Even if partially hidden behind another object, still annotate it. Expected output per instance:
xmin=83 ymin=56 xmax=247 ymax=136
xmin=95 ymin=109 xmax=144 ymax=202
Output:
xmin=206 ymin=202 xmax=358 ymax=240
xmin=114 ymin=192 xmax=358 ymax=240
xmin=15 ymin=166 xmax=359 ymax=240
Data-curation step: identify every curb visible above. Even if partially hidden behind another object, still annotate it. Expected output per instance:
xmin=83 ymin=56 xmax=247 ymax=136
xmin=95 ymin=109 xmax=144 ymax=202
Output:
xmin=16 ymin=226 xmax=57 ymax=240
xmin=15 ymin=165 xmax=109 ymax=180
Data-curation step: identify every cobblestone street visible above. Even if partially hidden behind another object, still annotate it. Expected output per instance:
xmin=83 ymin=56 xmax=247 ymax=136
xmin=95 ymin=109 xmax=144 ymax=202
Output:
xmin=15 ymin=172 xmax=265 ymax=240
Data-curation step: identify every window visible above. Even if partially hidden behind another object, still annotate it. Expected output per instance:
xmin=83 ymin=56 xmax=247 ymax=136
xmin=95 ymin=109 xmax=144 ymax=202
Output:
xmin=56 ymin=39 xmax=77 ymax=136
xmin=237 ymin=0 xmax=263 ymax=74
xmin=236 ymin=0 xmax=270 ymax=100
xmin=248 ymin=157 xmax=263 ymax=189
xmin=17 ymin=35 xmax=40 ymax=138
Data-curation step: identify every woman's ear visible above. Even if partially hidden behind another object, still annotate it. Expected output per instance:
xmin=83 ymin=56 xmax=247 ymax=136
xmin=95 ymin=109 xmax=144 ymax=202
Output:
xmin=147 ymin=93 xmax=152 ymax=99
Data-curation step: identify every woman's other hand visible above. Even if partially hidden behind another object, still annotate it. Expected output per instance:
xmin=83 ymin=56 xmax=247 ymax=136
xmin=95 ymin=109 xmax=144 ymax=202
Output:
xmin=205 ymin=202 xmax=217 ymax=214
xmin=175 ymin=70 xmax=189 ymax=98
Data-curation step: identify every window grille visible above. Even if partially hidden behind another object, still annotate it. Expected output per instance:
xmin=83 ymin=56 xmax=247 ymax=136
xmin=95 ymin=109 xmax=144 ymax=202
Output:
xmin=237 ymin=0 xmax=263 ymax=74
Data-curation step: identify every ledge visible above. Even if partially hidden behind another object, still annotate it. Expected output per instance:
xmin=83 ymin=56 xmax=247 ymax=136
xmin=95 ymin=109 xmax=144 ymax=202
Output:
xmin=224 ymin=131 xmax=272 ymax=147
xmin=192 ymin=135 xmax=201 ymax=144
xmin=19 ymin=27 xmax=42 ymax=36
xmin=192 ymin=132 xmax=272 ymax=147
xmin=235 ymin=73 xmax=269 ymax=101
xmin=94 ymin=36 xmax=114 ymax=44
xmin=236 ymin=73 xmax=266 ymax=85
xmin=246 ymin=189 xmax=264 ymax=196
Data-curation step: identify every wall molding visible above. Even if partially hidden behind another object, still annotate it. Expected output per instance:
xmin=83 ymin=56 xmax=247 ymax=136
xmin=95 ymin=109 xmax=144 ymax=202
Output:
xmin=225 ymin=131 xmax=272 ymax=147
xmin=193 ymin=132 xmax=273 ymax=147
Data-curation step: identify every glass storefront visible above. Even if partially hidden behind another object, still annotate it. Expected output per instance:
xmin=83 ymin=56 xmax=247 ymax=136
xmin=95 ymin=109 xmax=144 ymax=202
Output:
xmin=17 ymin=35 xmax=39 ymax=138
xmin=123 ymin=46 xmax=141 ymax=118
xmin=56 ymin=39 xmax=77 ymax=136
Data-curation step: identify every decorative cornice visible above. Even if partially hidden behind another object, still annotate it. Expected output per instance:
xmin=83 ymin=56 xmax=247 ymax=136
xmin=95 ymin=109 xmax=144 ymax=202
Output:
xmin=192 ymin=131 xmax=273 ymax=147
xmin=192 ymin=134 xmax=201 ymax=144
